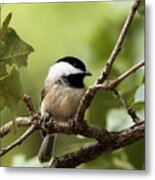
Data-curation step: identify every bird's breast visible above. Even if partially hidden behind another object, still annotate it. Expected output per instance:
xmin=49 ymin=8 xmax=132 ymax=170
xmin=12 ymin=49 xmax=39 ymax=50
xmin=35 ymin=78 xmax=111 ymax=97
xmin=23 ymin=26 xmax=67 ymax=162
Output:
xmin=40 ymin=84 xmax=85 ymax=121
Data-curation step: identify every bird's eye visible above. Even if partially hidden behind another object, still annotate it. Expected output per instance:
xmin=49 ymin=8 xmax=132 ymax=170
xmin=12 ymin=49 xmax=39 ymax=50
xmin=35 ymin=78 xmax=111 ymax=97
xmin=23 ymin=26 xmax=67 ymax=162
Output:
xmin=73 ymin=63 xmax=77 ymax=67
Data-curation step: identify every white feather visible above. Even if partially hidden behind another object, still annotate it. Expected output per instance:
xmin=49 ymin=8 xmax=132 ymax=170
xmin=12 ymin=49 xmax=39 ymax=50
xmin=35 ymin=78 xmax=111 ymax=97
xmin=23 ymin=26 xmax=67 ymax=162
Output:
xmin=45 ymin=61 xmax=83 ymax=86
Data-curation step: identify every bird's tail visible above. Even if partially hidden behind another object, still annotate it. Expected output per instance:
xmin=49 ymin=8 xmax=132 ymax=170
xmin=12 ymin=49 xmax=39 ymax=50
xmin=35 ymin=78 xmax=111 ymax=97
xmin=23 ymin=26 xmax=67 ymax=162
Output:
xmin=38 ymin=134 xmax=55 ymax=163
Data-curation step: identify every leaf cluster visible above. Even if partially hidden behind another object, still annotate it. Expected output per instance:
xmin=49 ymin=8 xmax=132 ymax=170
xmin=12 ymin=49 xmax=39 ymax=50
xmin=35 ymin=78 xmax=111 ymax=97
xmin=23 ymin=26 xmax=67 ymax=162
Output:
xmin=0 ymin=13 xmax=34 ymax=112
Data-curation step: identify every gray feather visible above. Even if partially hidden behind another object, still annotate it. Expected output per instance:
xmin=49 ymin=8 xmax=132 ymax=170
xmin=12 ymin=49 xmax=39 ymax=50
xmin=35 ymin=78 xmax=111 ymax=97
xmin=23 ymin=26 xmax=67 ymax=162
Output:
xmin=38 ymin=134 xmax=55 ymax=163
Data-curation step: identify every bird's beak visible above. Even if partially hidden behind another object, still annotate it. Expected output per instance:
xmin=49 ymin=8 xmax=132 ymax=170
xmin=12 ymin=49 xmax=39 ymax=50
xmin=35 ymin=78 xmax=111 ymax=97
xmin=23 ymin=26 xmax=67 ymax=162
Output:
xmin=84 ymin=70 xmax=92 ymax=76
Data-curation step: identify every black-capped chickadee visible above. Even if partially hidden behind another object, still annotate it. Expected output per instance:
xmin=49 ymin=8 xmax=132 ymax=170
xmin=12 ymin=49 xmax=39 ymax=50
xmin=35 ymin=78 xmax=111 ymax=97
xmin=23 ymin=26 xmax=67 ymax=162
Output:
xmin=38 ymin=56 xmax=92 ymax=163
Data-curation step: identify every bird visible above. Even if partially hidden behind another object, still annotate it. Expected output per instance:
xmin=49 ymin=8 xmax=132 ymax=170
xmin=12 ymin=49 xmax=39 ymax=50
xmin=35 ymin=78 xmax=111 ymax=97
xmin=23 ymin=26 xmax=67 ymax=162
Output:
xmin=38 ymin=56 xmax=92 ymax=163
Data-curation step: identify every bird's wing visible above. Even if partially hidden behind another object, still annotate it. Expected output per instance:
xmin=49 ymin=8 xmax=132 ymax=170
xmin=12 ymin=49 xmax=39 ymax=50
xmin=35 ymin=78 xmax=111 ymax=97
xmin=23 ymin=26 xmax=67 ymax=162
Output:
xmin=40 ymin=88 xmax=46 ymax=104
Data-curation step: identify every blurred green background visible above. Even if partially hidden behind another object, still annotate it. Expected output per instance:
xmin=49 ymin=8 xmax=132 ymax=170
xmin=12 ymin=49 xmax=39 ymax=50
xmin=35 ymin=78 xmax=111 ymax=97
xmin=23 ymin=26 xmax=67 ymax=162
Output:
xmin=0 ymin=0 xmax=144 ymax=169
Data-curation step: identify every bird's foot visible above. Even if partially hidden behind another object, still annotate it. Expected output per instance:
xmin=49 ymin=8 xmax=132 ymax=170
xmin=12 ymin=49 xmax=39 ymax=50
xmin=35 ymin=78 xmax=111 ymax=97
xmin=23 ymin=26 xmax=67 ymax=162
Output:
xmin=41 ymin=113 xmax=53 ymax=131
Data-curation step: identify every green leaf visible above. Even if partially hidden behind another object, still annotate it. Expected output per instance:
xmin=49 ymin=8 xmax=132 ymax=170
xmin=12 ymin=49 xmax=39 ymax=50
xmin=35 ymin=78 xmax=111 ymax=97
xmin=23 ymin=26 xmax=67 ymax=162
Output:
xmin=11 ymin=154 xmax=42 ymax=167
xmin=134 ymin=84 xmax=144 ymax=103
xmin=0 ymin=13 xmax=34 ymax=113
xmin=0 ymin=40 xmax=6 ymax=55
xmin=124 ymin=139 xmax=145 ymax=170
xmin=138 ymin=1 xmax=145 ymax=18
xmin=79 ymin=150 xmax=134 ymax=169
xmin=0 ymin=28 xmax=34 ymax=67
xmin=0 ymin=63 xmax=7 ymax=78
xmin=0 ymin=65 xmax=24 ymax=112
xmin=87 ymin=91 xmax=120 ymax=127
xmin=0 ymin=96 xmax=6 ymax=110
xmin=132 ymin=102 xmax=144 ymax=111
xmin=54 ymin=134 xmax=96 ymax=156
xmin=106 ymin=108 xmax=134 ymax=131
xmin=1 ymin=12 xmax=12 ymax=39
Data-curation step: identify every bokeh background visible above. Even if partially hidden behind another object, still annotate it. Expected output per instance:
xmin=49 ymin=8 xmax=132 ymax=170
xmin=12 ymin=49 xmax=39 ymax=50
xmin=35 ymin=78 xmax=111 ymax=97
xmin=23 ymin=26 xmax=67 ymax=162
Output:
xmin=1 ymin=0 xmax=144 ymax=169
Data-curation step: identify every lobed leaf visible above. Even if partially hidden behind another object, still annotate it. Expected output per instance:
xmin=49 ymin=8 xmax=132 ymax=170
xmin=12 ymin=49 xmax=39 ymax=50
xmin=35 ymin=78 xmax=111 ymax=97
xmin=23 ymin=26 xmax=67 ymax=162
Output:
xmin=0 ymin=28 xmax=34 ymax=67
xmin=0 ymin=65 xmax=24 ymax=112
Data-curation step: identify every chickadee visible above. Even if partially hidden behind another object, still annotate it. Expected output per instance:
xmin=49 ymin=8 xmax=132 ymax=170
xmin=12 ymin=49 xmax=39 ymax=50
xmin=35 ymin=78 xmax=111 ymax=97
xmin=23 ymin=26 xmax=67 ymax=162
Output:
xmin=38 ymin=56 xmax=92 ymax=163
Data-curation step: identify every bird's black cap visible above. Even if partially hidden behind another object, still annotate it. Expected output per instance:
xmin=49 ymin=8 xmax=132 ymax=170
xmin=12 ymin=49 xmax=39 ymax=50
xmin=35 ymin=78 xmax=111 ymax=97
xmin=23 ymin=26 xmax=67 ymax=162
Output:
xmin=56 ymin=56 xmax=86 ymax=72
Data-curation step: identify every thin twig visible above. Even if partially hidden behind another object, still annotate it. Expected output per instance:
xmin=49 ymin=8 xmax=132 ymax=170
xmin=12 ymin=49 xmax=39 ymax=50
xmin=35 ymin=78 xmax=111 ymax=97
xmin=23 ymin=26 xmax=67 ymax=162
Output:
xmin=113 ymin=89 xmax=141 ymax=123
xmin=85 ymin=60 xmax=145 ymax=92
xmin=112 ymin=60 xmax=145 ymax=87
xmin=52 ymin=121 xmax=145 ymax=168
xmin=75 ymin=0 xmax=141 ymax=122
xmin=0 ymin=125 xmax=37 ymax=157
xmin=97 ymin=0 xmax=142 ymax=84
xmin=23 ymin=94 xmax=36 ymax=116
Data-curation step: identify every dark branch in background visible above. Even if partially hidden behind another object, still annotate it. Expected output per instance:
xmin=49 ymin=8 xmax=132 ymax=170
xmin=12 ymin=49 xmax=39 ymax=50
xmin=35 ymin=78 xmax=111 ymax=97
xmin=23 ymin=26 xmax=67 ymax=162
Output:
xmin=113 ymin=90 xmax=141 ymax=123
xmin=75 ymin=0 xmax=142 ymax=123
xmin=0 ymin=0 xmax=144 ymax=168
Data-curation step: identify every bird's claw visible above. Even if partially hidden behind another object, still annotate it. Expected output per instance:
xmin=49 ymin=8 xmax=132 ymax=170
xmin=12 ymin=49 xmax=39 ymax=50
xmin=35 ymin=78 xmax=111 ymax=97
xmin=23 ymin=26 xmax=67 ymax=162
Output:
xmin=41 ymin=113 xmax=53 ymax=130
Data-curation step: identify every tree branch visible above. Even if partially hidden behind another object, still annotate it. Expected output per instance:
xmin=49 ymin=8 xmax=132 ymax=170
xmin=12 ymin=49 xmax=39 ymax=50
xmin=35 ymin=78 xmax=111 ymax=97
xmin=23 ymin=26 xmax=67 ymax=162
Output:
xmin=0 ymin=58 xmax=144 ymax=139
xmin=23 ymin=94 xmax=36 ymax=116
xmin=52 ymin=121 xmax=145 ymax=168
xmin=0 ymin=117 xmax=31 ymax=138
xmin=111 ymin=60 xmax=144 ymax=88
xmin=0 ymin=114 xmax=144 ymax=159
xmin=93 ymin=60 xmax=144 ymax=91
xmin=75 ymin=0 xmax=141 ymax=123
xmin=96 ymin=0 xmax=142 ymax=84
xmin=113 ymin=90 xmax=141 ymax=123
xmin=0 ymin=125 xmax=37 ymax=157
xmin=43 ymin=119 xmax=110 ymax=143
